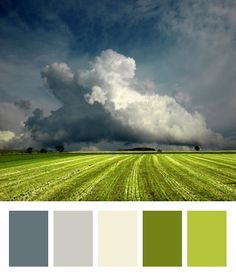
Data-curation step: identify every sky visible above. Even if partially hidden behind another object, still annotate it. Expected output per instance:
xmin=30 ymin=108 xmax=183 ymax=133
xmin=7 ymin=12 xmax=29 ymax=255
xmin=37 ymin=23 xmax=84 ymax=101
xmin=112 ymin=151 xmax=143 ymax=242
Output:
xmin=0 ymin=0 xmax=236 ymax=150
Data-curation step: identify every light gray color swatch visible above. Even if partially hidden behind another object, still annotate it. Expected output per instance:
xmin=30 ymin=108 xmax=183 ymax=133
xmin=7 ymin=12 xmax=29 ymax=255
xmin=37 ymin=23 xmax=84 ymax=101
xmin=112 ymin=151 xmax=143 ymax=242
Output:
xmin=9 ymin=211 xmax=48 ymax=267
xmin=54 ymin=211 xmax=93 ymax=266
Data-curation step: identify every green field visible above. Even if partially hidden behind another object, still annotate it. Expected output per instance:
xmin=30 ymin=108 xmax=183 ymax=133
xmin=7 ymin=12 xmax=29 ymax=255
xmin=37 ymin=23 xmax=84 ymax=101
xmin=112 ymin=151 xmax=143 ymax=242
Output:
xmin=0 ymin=152 xmax=236 ymax=201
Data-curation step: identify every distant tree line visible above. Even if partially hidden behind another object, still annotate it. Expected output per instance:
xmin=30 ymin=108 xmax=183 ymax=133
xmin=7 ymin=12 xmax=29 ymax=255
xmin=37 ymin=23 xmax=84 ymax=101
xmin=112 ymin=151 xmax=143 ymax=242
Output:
xmin=24 ymin=144 xmax=201 ymax=153
xmin=25 ymin=144 xmax=65 ymax=154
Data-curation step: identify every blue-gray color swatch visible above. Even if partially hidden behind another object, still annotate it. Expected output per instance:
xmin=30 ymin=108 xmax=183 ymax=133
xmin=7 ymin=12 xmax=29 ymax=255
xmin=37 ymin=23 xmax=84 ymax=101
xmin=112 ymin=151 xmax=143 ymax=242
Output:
xmin=9 ymin=211 xmax=48 ymax=266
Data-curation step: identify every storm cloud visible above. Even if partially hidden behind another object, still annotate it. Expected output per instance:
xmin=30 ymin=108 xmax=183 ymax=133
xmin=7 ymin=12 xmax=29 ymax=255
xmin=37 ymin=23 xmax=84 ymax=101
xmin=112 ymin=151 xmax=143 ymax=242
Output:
xmin=24 ymin=49 xmax=225 ymax=149
xmin=0 ymin=0 xmax=236 ymax=150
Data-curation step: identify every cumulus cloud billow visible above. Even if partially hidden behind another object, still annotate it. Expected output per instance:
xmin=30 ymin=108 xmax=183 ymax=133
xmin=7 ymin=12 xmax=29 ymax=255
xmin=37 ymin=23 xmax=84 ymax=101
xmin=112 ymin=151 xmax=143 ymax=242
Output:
xmin=25 ymin=49 xmax=225 ymax=149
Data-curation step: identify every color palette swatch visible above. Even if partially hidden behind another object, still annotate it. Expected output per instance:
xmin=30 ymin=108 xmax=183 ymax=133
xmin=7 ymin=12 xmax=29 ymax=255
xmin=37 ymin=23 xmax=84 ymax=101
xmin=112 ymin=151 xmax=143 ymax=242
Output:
xmin=188 ymin=211 xmax=227 ymax=266
xmin=6 ymin=210 xmax=227 ymax=268
xmin=143 ymin=211 xmax=182 ymax=266
xmin=54 ymin=211 xmax=93 ymax=266
xmin=98 ymin=211 xmax=137 ymax=266
xmin=9 ymin=211 xmax=48 ymax=267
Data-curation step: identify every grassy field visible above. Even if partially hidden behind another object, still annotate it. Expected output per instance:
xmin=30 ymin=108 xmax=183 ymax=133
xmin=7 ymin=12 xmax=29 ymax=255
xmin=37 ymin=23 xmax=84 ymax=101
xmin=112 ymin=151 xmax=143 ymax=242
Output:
xmin=0 ymin=152 xmax=236 ymax=201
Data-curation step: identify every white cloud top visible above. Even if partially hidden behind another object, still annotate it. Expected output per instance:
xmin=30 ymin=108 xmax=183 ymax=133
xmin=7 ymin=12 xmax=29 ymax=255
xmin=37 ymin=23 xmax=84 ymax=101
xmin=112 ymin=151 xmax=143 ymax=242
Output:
xmin=81 ymin=49 xmax=223 ymax=145
xmin=0 ymin=130 xmax=15 ymax=142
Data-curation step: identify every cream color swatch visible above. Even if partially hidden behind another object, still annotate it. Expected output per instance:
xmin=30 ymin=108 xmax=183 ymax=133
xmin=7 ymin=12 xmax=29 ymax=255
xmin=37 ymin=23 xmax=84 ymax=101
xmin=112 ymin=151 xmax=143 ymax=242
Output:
xmin=98 ymin=211 xmax=137 ymax=266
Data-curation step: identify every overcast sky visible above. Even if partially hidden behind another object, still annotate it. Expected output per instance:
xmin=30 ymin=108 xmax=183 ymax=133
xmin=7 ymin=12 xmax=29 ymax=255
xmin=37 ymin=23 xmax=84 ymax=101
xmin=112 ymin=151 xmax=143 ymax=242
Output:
xmin=0 ymin=0 xmax=236 ymax=150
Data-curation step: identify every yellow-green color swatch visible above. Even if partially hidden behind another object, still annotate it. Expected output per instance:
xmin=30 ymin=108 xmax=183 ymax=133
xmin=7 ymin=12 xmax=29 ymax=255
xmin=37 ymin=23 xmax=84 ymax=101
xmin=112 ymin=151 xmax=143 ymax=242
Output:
xmin=188 ymin=211 xmax=226 ymax=266
xmin=143 ymin=211 xmax=182 ymax=266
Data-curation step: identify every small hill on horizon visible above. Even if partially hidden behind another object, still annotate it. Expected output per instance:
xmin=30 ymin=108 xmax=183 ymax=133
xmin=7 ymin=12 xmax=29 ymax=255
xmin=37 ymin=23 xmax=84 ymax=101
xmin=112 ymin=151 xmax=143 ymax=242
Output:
xmin=117 ymin=147 xmax=156 ymax=151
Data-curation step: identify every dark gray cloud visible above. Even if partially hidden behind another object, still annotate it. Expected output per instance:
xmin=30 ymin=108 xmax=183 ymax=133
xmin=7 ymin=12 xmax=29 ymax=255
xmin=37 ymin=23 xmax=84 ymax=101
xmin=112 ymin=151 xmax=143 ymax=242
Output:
xmin=25 ymin=104 xmax=138 ymax=147
xmin=24 ymin=59 xmax=139 ymax=148
xmin=14 ymin=99 xmax=31 ymax=114
xmin=0 ymin=102 xmax=25 ymax=133
xmin=0 ymin=101 xmax=32 ymax=149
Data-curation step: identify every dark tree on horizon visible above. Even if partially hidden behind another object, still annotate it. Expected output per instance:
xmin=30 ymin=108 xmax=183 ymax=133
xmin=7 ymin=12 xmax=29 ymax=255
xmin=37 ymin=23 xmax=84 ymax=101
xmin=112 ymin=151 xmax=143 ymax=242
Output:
xmin=26 ymin=147 xmax=33 ymax=153
xmin=194 ymin=145 xmax=200 ymax=151
xmin=55 ymin=145 xmax=64 ymax=152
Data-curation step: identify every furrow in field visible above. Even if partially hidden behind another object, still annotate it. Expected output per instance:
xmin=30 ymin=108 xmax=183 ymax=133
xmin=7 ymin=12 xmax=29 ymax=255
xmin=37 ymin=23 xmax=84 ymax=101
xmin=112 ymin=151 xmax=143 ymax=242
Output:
xmin=163 ymin=155 xmax=222 ymax=200
xmin=135 ymin=155 xmax=155 ymax=200
xmin=0 ymin=155 xmax=102 ymax=190
xmin=150 ymin=155 xmax=177 ymax=200
xmin=153 ymin=155 xmax=198 ymax=200
xmin=70 ymin=155 xmax=134 ymax=201
xmin=80 ymin=154 xmax=149 ymax=201
xmin=129 ymin=154 xmax=167 ymax=200
xmin=184 ymin=155 xmax=236 ymax=183
xmin=0 ymin=155 xmax=103 ymax=197
xmin=98 ymin=155 xmax=142 ymax=201
xmin=28 ymin=155 xmax=115 ymax=201
xmin=139 ymin=155 xmax=182 ymax=200
xmin=0 ymin=155 xmax=94 ymax=177
xmin=84 ymin=155 xmax=136 ymax=200
xmin=0 ymin=155 xmax=113 ymax=200
xmin=161 ymin=155 xmax=203 ymax=200
xmin=134 ymin=154 xmax=161 ymax=200
xmin=175 ymin=155 xmax=236 ymax=200
xmin=205 ymin=154 xmax=236 ymax=164
xmin=189 ymin=155 xmax=236 ymax=171
xmin=0 ymin=154 xmax=67 ymax=169
xmin=37 ymin=155 xmax=126 ymax=201
xmin=123 ymin=154 xmax=145 ymax=201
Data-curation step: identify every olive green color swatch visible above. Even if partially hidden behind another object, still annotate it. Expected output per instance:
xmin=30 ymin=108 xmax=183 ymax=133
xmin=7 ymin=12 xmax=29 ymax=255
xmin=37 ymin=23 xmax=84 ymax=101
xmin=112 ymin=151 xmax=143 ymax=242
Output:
xmin=187 ymin=211 xmax=226 ymax=266
xmin=143 ymin=211 xmax=182 ymax=266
